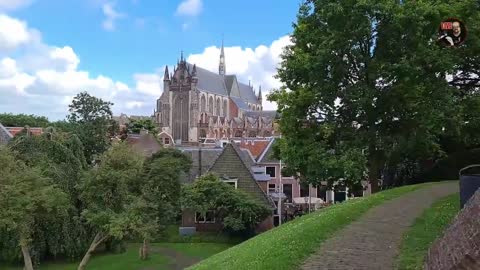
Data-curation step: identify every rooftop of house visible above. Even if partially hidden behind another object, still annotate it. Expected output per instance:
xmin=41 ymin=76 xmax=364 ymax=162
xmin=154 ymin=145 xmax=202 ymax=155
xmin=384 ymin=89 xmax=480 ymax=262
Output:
xmin=5 ymin=126 xmax=43 ymax=137
xmin=126 ymin=132 xmax=162 ymax=157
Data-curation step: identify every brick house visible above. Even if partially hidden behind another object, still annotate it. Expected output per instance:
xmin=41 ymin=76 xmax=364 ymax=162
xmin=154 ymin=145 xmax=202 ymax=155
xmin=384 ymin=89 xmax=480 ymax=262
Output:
xmin=181 ymin=142 xmax=275 ymax=233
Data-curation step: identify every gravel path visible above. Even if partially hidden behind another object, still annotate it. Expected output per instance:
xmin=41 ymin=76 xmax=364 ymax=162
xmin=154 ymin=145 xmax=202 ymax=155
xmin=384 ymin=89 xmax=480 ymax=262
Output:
xmin=301 ymin=182 xmax=458 ymax=270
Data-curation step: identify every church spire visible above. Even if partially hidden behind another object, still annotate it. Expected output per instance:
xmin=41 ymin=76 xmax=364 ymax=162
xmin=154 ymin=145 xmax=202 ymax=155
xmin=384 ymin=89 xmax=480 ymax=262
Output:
xmin=163 ymin=66 xmax=170 ymax=81
xmin=219 ymin=37 xmax=225 ymax=76
xmin=258 ymin=85 xmax=262 ymax=100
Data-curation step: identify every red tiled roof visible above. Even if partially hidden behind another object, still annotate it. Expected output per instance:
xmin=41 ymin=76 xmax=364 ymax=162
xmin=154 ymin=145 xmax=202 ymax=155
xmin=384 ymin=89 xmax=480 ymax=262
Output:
xmin=6 ymin=127 xmax=43 ymax=136
xmin=239 ymin=139 xmax=271 ymax=160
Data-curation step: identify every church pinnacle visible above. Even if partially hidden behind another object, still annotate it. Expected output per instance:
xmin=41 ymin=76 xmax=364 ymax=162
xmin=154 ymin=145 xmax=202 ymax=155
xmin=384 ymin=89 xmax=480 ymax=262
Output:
xmin=219 ymin=38 xmax=226 ymax=76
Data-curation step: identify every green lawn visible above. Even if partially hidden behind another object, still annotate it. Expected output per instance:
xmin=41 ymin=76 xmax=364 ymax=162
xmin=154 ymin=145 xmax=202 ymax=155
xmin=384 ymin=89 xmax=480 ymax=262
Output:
xmin=188 ymin=182 xmax=446 ymax=270
xmin=1 ymin=242 xmax=232 ymax=270
xmin=395 ymin=193 xmax=460 ymax=270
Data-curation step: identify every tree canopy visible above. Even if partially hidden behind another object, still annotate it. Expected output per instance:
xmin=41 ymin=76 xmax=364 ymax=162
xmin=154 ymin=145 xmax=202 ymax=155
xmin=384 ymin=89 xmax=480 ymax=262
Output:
xmin=270 ymin=0 xmax=480 ymax=190
xmin=0 ymin=113 xmax=50 ymax=127
xmin=0 ymin=147 xmax=68 ymax=270
xmin=181 ymin=174 xmax=271 ymax=234
xmin=67 ymin=92 xmax=116 ymax=163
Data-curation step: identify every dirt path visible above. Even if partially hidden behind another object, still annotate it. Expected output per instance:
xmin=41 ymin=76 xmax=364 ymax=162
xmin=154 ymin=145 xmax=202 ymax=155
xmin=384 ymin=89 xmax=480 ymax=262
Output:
xmin=301 ymin=182 xmax=458 ymax=270
xmin=142 ymin=246 xmax=201 ymax=270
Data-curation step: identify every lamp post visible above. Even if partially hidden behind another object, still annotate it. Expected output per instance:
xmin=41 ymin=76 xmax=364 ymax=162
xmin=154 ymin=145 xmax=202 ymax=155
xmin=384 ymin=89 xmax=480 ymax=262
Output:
xmin=278 ymin=135 xmax=283 ymax=226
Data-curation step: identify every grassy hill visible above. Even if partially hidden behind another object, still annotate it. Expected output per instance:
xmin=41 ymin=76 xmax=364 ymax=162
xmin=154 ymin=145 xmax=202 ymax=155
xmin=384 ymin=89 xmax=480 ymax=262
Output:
xmin=188 ymin=182 xmax=444 ymax=270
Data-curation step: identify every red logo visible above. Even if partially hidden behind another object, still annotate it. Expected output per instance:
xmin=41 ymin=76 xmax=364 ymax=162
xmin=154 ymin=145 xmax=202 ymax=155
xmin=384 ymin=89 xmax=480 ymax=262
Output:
xmin=441 ymin=22 xmax=453 ymax=30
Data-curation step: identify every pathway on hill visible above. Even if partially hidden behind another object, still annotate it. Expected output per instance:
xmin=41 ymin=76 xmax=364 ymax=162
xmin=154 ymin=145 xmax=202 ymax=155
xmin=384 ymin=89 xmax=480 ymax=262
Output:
xmin=301 ymin=182 xmax=458 ymax=270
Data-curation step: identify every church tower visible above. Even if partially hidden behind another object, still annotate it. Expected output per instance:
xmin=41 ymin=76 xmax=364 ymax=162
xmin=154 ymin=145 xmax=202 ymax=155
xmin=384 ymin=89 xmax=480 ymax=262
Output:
xmin=219 ymin=39 xmax=226 ymax=76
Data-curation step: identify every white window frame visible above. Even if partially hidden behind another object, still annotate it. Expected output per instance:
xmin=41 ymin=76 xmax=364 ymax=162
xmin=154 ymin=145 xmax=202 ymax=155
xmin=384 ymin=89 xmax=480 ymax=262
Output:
xmin=224 ymin=179 xmax=238 ymax=189
xmin=195 ymin=210 xmax=215 ymax=223
xmin=265 ymin=166 xmax=276 ymax=178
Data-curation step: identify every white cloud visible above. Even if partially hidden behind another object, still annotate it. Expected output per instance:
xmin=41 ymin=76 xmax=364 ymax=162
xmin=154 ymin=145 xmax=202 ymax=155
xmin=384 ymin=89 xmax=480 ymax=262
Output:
xmin=133 ymin=72 xmax=162 ymax=96
xmin=126 ymin=101 xmax=144 ymax=109
xmin=187 ymin=35 xmax=291 ymax=110
xmin=102 ymin=2 xmax=125 ymax=31
xmin=176 ymin=0 xmax=202 ymax=17
xmin=0 ymin=0 xmax=31 ymax=11
xmin=0 ymin=14 xmax=31 ymax=52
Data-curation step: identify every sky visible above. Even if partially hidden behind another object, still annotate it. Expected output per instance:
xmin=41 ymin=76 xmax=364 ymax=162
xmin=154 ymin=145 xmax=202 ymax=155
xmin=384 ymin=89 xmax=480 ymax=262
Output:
xmin=0 ymin=0 xmax=299 ymax=120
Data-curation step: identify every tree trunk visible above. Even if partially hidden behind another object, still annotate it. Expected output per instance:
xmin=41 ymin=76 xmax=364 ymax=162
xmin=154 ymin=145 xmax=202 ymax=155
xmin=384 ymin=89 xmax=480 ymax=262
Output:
xmin=78 ymin=233 xmax=107 ymax=270
xmin=20 ymin=242 xmax=34 ymax=270
xmin=139 ymin=238 xmax=149 ymax=260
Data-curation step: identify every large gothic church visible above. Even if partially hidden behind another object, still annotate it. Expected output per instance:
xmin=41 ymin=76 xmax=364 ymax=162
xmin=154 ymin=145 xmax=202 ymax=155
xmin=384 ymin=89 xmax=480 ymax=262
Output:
xmin=155 ymin=43 xmax=278 ymax=144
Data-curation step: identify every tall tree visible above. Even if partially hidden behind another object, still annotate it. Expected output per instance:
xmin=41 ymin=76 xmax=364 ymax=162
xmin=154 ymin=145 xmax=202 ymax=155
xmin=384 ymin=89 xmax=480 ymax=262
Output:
xmin=67 ymin=92 xmax=115 ymax=164
xmin=0 ymin=147 xmax=68 ymax=270
xmin=136 ymin=149 xmax=192 ymax=259
xmin=78 ymin=143 xmax=144 ymax=270
xmin=270 ymin=0 xmax=480 ymax=191
xmin=7 ymin=133 xmax=90 ymax=262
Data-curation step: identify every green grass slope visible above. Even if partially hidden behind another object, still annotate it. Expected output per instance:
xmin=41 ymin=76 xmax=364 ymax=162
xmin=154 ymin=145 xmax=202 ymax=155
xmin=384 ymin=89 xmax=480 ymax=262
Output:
xmin=395 ymin=193 xmax=460 ymax=270
xmin=189 ymin=182 xmax=444 ymax=270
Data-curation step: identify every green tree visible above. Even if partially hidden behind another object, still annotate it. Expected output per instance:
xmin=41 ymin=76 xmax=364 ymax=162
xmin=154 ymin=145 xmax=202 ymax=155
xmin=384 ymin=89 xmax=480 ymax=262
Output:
xmin=7 ymin=133 xmax=90 ymax=262
xmin=67 ymin=92 xmax=115 ymax=164
xmin=0 ymin=113 xmax=50 ymax=127
xmin=127 ymin=118 xmax=157 ymax=134
xmin=0 ymin=147 xmax=68 ymax=270
xmin=136 ymin=149 xmax=192 ymax=259
xmin=78 ymin=143 xmax=144 ymax=270
xmin=270 ymin=0 xmax=480 ymax=192
xmin=181 ymin=174 xmax=271 ymax=234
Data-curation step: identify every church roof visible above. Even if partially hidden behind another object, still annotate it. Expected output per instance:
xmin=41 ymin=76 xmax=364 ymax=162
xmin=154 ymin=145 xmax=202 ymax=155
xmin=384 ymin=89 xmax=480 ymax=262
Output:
xmin=187 ymin=63 xmax=228 ymax=96
xmin=238 ymin=82 xmax=259 ymax=104
xmin=230 ymin=96 xmax=250 ymax=111
xmin=185 ymin=62 xmax=261 ymax=106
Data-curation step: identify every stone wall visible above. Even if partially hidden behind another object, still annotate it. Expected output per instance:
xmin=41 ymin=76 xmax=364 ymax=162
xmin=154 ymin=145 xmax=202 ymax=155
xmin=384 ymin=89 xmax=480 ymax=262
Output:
xmin=424 ymin=189 xmax=480 ymax=270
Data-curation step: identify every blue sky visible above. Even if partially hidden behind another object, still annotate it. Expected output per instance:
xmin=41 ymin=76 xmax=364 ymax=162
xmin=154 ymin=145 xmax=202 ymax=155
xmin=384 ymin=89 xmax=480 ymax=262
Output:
xmin=0 ymin=0 xmax=298 ymax=120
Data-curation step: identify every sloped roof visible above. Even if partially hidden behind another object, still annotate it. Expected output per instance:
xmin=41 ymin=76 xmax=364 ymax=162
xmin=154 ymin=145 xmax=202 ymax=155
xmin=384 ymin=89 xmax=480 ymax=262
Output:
xmin=0 ymin=123 xmax=13 ymax=145
xmin=230 ymin=96 xmax=250 ymax=111
xmin=187 ymin=63 xmax=228 ymax=96
xmin=126 ymin=133 xmax=162 ymax=157
xmin=258 ymin=137 xmax=279 ymax=163
xmin=240 ymin=139 xmax=272 ymax=160
xmin=181 ymin=148 xmax=223 ymax=184
xmin=244 ymin=110 xmax=278 ymax=119
xmin=238 ymin=82 xmax=259 ymax=104
xmin=208 ymin=143 xmax=274 ymax=207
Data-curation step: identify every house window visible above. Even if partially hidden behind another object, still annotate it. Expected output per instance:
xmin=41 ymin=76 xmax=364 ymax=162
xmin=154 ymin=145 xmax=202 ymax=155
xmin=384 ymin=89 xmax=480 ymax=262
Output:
xmin=268 ymin=183 xmax=276 ymax=193
xmin=300 ymin=183 xmax=310 ymax=197
xmin=283 ymin=184 xmax=293 ymax=203
xmin=224 ymin=180 xmax=237 ymax=189
xmin=164 ymin=137 xmax=170 ymax=145
xmin=195 ymin=210 xmax=215 ymax=223
xmin=266 ymin=166 xmax=276 ymax=178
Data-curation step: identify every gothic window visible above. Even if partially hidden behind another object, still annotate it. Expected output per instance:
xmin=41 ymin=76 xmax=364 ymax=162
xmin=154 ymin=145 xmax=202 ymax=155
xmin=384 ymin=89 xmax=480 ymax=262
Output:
xmin=216 ymin=98 xmax=220 ymax=116
xmin=248 ymin=130 xmax=256 ymax=137
xmin=234 ymin=130 xmax=243 ymax=137
xmin=223 ymin=100 xmax=227 ymax=117
xmin=201 ymin=95 xmax=206 ymax=112
xmin=248 ymin=104 xmax=251 ymax=110
xmin=208 ymin=96 xmax=214 ymax=114
xmin=199 ymin=129 xmax=207 ymax=138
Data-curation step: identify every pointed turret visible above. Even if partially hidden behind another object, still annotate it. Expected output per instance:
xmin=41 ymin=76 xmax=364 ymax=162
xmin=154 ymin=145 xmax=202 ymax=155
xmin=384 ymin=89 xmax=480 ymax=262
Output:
xmin=163 ymin=66 xmax=170 ymax=81
xmin=219 ymin=38 xmax=226 ymax=76
xmin=258 ymin=85 xmax=262 ymax=101
xmin=192 ymin=64 xmax=197 ymax=76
